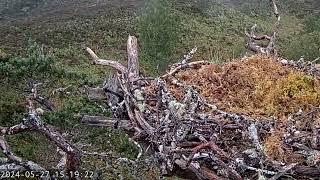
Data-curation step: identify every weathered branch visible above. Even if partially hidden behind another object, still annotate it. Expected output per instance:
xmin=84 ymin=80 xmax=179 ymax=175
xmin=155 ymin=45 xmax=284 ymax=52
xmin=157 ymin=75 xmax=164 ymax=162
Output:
xmin=0 ymin=123 xmax=29 ymax=135
xmin=81 ymin=115 xmax=132 ymax=130
xmin=86 ymin=47 xmax=127 ymax=73
xmin=245 ymin=0 xmax=280 ymax=56
xmin=162 ymin=61 xmax=210 ymax=79
xmin=127 ymin=35 xmax=139 ymax=82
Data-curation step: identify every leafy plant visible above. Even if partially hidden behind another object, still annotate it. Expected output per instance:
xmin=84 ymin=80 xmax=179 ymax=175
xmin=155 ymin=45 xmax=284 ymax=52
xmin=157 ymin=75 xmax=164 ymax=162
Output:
xmin=0 ymin=40 xmax=65 ymax=83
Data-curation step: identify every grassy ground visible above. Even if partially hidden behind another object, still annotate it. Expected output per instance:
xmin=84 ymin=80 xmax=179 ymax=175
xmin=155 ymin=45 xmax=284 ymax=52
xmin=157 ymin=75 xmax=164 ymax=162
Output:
xmin=0 ymin=0 xmax=319 ymax=179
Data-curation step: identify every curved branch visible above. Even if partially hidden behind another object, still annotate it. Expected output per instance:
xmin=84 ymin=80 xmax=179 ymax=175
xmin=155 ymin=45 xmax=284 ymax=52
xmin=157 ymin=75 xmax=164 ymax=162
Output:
xmin=245 ymin=0 xmax=281 ymax=56
xmin=162 ymin=61 xmax=210 ymax=79
xmin=0 ymin=136 xmax=45 ymax=171
xmin=86 ymin=47 xmax=127 ymax=74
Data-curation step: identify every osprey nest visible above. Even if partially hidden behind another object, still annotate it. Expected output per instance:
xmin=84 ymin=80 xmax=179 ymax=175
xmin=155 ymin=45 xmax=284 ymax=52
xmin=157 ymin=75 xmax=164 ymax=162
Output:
xmin=83 ymin=35 xmax=320 ymax=180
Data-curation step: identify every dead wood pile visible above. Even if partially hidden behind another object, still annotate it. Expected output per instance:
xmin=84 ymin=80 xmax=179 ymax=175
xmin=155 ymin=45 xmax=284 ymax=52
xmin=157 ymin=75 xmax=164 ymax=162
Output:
xmin=82 ymin=2 xmax=320 ymax=178
xmin=83 ymin=34 xmax=320 ymax=179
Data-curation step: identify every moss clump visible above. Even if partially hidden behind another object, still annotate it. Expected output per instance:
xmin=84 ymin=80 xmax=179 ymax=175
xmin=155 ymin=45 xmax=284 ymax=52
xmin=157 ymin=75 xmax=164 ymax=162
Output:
xmin=262 ymin=72 xmax=320 ymax=116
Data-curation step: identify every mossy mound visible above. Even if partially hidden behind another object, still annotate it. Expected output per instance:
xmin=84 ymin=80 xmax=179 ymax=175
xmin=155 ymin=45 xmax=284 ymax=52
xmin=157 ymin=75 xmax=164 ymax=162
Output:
xmin=165 ymin=55 xmax=320 ymax=163
xmin=171 ymin=55 xmax=320 ymax=118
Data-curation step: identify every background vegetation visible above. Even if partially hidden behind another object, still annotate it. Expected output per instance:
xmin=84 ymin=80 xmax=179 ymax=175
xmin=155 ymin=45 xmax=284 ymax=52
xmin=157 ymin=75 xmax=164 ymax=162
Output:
xmin=0 ymin=0 xmax=319 ymax=178
xmin=138 ymin=0 xmax=180 ymax=74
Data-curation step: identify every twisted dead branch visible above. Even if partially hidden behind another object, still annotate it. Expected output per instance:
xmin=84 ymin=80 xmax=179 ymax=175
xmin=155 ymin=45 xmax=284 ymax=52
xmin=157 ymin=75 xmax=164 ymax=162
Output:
xmin=245 ymin=0 xmax=280 ymax=56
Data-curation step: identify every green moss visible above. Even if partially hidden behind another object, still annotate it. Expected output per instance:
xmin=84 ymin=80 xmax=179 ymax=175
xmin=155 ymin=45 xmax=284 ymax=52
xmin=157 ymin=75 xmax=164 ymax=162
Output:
xmin=263 ymin=73 xmax=320 ymax=116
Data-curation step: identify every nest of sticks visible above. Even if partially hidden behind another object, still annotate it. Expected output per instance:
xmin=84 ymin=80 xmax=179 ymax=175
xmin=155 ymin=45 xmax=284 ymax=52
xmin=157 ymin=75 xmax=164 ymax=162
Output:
xmin=83 ymin=35 xmax=320 ymax=180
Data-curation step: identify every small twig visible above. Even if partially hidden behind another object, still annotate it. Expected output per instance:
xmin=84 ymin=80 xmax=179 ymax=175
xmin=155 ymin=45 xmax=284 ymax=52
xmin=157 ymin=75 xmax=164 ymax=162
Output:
xmin=180 ymin=46 xmax=198 ymax=64
xmin=162 ymin=61 xmax=210 ymax=79
xmin=312 ymin=57 xmax=320 ymax=63
xmin=128 ymin=137 xmax=143 ymax=161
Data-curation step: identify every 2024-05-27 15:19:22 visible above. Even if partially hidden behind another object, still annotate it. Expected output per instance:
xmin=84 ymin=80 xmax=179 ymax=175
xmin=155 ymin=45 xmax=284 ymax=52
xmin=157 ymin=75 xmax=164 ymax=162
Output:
xmin=0 ymin=170 xmax=96 ymax=179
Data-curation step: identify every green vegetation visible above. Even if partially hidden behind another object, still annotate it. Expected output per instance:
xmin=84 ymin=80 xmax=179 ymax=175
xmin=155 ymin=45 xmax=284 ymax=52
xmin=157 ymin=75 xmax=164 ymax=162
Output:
xmin=138 ymin=0 xmax=180 ymax=74
xmin=0 ymin=41 xmax=62 ymax=83
xmin=0 ymin=42 xmax=141 ymax=175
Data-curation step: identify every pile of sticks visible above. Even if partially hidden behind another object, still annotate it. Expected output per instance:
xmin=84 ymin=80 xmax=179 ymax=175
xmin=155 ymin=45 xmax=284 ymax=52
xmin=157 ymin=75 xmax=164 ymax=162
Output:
xmin=82 ymin=2 xmax=320 ymax=178
xmin=83 ymin=33 xmax=320 ymax=179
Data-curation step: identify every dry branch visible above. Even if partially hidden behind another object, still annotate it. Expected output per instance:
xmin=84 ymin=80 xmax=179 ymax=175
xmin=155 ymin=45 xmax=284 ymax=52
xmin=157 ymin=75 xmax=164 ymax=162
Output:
xmin=127 ymin=35 xmax=139 ymax=82
xmin=162 ymin=61 xmax=210 ymax=79
xmin=245 ymin=0 xmax=280 ymax=56
xmin=0 ymin=124 xmax=29 ymax=135
xmin=86 ymin=47 xmax=127 ymax=73
xmin=81 ymin=115 xmax=132 ymax=130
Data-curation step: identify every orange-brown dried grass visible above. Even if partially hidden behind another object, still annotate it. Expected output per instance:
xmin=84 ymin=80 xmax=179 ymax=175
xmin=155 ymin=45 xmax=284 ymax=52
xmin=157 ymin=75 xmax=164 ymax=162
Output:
xmin=263 ymin=132 xmax=304 ymax=163
xmin=170 ymin=55 xmax=320 ymax=118
xmin=263 ymin=133 xmax=286 ymax=162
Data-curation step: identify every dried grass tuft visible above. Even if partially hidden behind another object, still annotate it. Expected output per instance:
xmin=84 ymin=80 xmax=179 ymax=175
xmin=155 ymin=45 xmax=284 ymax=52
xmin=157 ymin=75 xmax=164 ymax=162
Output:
xmin=170 ymin=55 xmax=320 ymax=118
xmin=263 ymin=134 xmax=285 ymax=161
